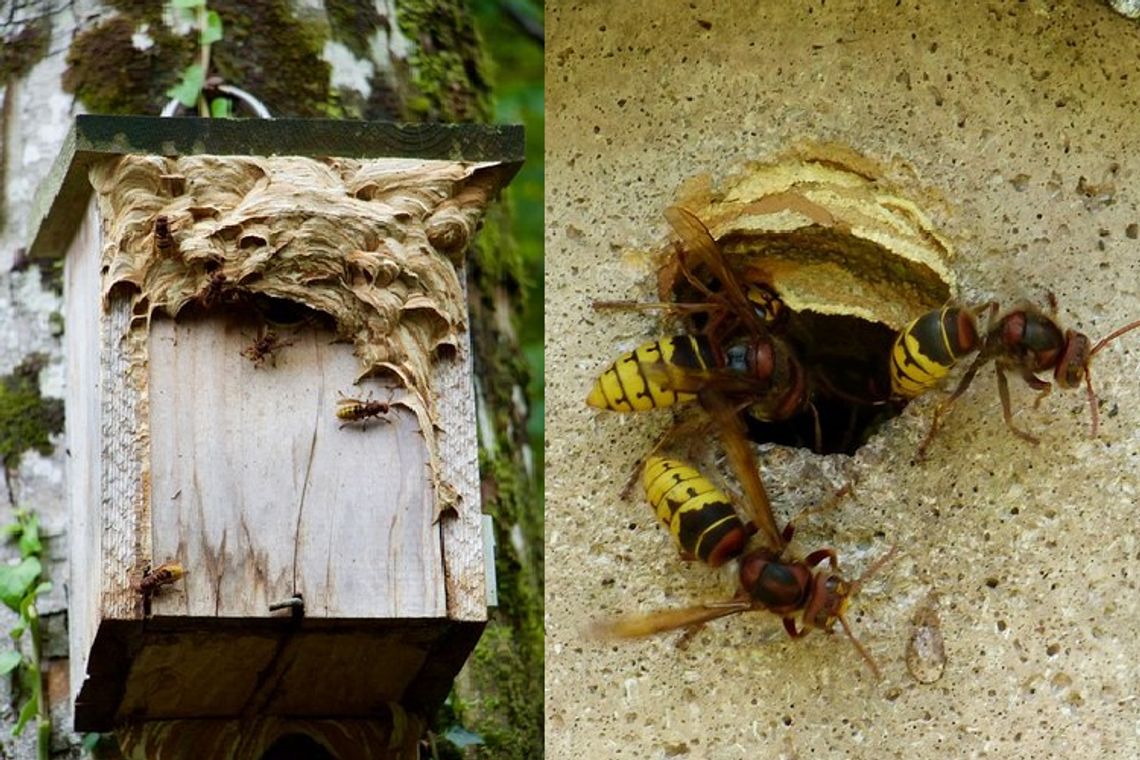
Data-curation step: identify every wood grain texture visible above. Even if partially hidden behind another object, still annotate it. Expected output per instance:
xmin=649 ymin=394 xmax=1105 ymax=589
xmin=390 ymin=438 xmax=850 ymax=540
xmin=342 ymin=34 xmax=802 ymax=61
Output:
xmin=71 ymin=288 xmax=485 ymax=729
xmin=73 ymin=618 xmax=481 ymax=730
xmin=147 ymin=312 xmax=446 ymax=620
xmin=64 ymin=197 xmax=103 ymax=712
xmin=114 ymin=626 xmax=433 ymax=718
xmin=114 ymin=712 xmax=423 ymax=760
xmin=97 ymin=297 xmax=151 ymax=627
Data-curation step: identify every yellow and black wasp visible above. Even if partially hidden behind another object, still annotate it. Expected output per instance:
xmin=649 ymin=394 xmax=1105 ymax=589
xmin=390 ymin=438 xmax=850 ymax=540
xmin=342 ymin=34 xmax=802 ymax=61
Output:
xmin=586 ymin=206 xmax=813 ymax=439
xmin=596 ymin=395 xmax=893 ymax=677
xmin=642 ymin=456 xmax=755 ymax=568
xmin=335 ymin=391 xmax=394 ymax=429
xmin=133 ymin=561 xmax=186 ymax=615
xmin=886 ymin=296 xmax=1140 ymax=454
xmin=888 ymin=303 xmax=989 ymax=400
xmin=135 ymin=561 xmax=185 ymax=596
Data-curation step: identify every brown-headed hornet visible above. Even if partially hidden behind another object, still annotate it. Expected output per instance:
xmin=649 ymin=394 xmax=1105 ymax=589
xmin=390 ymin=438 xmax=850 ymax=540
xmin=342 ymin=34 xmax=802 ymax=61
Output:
xmin=241 ymin=325 xmax=295 ymax=368
xmin=153 ymin=215 xmax=177 ymax=258
xmin=196 ymin=270 xmax=228 ymax=309
xmin=336 ymin=392 xmax=394 ymax=430
xmin=904 ymin=295 xmax=1140 ymax=455
xmin=594 ymin=393 xmax=894 ymax=677
xmin=587 ymin=207 xmax=809 ymax=431
xmin=133 ymin=561 xmax=185 ymax=615
xmin=135 ymin=562 xmax=185 ymax=596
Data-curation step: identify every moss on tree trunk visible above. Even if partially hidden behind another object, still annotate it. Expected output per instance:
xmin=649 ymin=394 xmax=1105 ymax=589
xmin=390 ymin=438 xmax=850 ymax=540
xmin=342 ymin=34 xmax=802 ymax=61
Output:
xmin=391 ymin=2 xmax=544 ymax=756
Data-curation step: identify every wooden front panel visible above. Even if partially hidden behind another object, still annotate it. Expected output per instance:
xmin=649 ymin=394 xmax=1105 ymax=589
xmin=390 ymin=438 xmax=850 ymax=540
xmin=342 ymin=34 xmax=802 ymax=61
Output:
xmin=146 ymin=313 xmax=445 ymax=620
xmin=65 ymin=198 xmax=104 ymax=708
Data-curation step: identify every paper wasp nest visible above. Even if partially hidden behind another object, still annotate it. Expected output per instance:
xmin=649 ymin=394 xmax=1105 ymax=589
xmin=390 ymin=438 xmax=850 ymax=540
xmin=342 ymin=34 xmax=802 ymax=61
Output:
xmin=90 ymin=155 xmax=501 ymax=515
xmin=667 ymin=143 xmax=957 ymax=330
xmin=657 ymin=144 xmax=960 ymax=454
xmin=91 ymin=154 xmax=499 ymax=409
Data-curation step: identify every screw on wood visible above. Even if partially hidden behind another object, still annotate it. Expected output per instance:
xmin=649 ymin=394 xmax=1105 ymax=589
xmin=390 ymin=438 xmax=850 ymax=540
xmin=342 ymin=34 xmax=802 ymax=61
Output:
xmin=269 ymin=594 xmax=305 ymax=618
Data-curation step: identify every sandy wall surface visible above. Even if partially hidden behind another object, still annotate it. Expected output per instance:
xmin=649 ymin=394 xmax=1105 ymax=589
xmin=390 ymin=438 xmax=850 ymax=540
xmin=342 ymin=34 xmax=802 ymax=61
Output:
xmin=546 ymin=2 xmax=1140 ymax=758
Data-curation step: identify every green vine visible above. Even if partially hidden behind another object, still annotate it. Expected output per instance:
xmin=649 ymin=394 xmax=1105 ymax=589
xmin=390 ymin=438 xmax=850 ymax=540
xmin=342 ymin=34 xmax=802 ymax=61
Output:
xmin=0 ymin=510 xmax=52 ymax=760
xmin=166 ymin=0 xmax=231 ymax=117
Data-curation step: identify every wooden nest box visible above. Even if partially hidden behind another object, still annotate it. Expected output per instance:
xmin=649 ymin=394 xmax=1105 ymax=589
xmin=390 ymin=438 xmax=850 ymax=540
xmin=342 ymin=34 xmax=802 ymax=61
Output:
xmin=28 ymin=116 xmax=522 ymax=744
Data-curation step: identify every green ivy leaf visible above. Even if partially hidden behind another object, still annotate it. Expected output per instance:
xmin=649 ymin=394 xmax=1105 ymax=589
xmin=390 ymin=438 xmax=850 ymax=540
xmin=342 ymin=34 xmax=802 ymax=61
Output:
xmin=166 ymin=64 xmax=206 ymax=108
xmin=11 ymin=695 xmax=35 ymax=736
xmin=172 ymin=0 xmax=206 ymax=8
xmin=201 ymin=10 xmax=223 ymax=45
xmin=18 ymin=513 xmax=40 ymax=557
xmin=0 ymin=650 xmax=21 ymax=675
xmin=9 ymin=618 xmax=25 ymax=641
xmin=19 ymin=590 xmax=39 ymax=622
xmin=0 ymin=558 xmax=41 ymax=611
xmin=210 ymin=97 xmax=233 ymax=118
xmin=2 ymin=523 xmax=22 ymax=539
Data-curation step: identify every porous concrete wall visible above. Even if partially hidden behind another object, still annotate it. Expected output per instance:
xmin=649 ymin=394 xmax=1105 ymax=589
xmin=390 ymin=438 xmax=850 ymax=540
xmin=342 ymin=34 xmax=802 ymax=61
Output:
xmin=546 ymin=3 xmax=1140 ymax=758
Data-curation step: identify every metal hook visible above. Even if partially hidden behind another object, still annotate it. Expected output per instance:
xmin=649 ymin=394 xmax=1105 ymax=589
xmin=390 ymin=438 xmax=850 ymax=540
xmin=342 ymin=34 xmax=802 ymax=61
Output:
xmin=161 ymin=83 xmax=272 ymax=118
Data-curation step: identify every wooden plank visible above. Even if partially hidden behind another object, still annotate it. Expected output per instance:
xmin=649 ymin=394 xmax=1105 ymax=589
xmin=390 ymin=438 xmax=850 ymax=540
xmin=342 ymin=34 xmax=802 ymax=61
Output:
xmin=64 ymin=197 xmax=103 ymax=713
xmin=257 ymin=628 xmax=431 ymax=714
xmin=114 ymin=714 xmax=422 ymax=760
xmin=75 ymin=618 xmax=480 ymax=730
xmin=146 ymin=312 xmax=446 ymax=620
xmin=403 ymin=620 xmax=486 ymax=716
xmin=117 ymin=628 xmax=277 ymax=718
xmin=114 ymin=625 xmax=436 ymax=718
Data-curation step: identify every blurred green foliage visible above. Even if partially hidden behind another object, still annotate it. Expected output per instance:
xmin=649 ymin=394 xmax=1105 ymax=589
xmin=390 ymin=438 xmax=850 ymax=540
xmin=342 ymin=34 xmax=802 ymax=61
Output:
xmin=471 ymin=0 xmax=544 ymax=479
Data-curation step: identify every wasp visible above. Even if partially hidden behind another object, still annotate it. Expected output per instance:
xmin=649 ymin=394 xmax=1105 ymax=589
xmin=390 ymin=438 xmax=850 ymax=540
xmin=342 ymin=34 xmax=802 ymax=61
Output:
xmin=132 ymin=562 xmax=185 ymax=615
xmin=136 ymin=562 xmax=185 ymax=595
xmin=153 ymin=215 xmax=177 ymax=258
xmin=643 ymin=456 xmax=756 ymax=568
xmin=587 ymin=206 xmax=813 ymax=435
xmin=593 ymin=283 xmax=787 ymax=341
xmin=597 ymin=407 xmax=893 ymax=677
xmin=586 ymin=331 xmax=807 ymax=424
xmin=908 ymin=296 xmax=1140 ymax=454
xmin=336 ymin=392 xmax=393 ymax=429
xmin=197 ymin=270 xmax=228 ymax=309
xmin=593 ymin=543 xmax=893 ymax=678
xmin=241 ymin=325 xmax=295 ymax=368
xmin=889 ymin=302 xmax=992 ymax=400
xmin=133 ymin=561 xmax=185 ymax=616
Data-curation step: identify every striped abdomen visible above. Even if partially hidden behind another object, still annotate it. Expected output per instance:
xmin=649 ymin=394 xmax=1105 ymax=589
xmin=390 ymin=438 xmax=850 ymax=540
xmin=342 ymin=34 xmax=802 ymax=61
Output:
xmin=890 ymin=305 xmax=979 ymax=398
xmin=642 ymin=457 xmax=750 ymax=567
xmin=153 ymin=215 xmax=176 ymax=257
xmin=586 ymin=335 xmax=716 ymax=411
xmin=336 ymin=398 xmax=390 ymax=422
